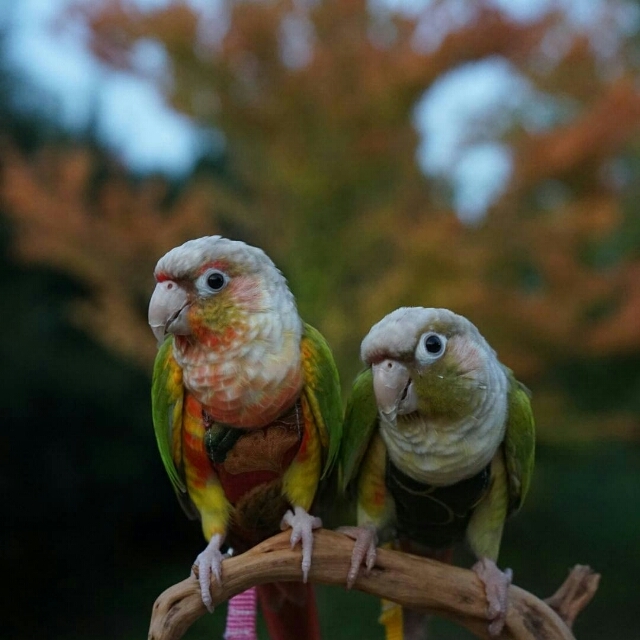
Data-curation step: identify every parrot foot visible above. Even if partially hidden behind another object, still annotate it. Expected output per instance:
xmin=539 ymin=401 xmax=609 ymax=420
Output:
xmin=192 ymin=533 xmax=225 ymax=613
xmin=472 ymin=557 xmax=513 ymax=637
xmin=336 ymin=524 xmax=378 ymax=589
xmin=280 ymin=506 xmax=322 ymax=583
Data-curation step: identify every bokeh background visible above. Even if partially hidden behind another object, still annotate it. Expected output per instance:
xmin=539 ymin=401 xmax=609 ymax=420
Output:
xmin=3 ymin=0 xmax=640 ymax=638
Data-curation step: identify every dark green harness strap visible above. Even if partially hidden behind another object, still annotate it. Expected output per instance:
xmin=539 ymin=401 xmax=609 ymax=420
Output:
xmin=386 ymin=458 xmax=491 ymax=549
xmin=204 ymin=423 xmax=244 ymax=464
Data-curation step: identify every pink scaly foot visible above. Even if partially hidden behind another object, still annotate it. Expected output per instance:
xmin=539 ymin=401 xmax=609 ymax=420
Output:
xmin=280 ymin=506 xmax=322 ymax=582
xmin=224 ymin=587 xmax=258 ymax=640
xmin=472 ymin=557 xmax=513 ymax=637
xmin=337 ymin=524 xmax=378 ymax=588
xmin=192 ymin=533 xmax=224 ymax=612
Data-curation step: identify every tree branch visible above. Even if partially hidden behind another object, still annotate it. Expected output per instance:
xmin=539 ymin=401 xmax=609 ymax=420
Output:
xmin=544 ymin=565 xmax=600 ymax=629
xmin=148 ymin=529 xmax=598 ymax=640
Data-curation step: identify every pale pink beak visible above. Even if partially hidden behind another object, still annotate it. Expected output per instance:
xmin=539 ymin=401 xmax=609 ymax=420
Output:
xmin=148 ymin=281 xmax=191 ymax=344
xmin=371 ymin=359 xmax=413 ymax=423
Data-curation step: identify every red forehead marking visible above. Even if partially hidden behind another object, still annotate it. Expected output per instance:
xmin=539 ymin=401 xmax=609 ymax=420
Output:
xmin=197 ymin=260 xmax=231 ymax=275
xmin=156 ymin=272 xmax=170 ymax=283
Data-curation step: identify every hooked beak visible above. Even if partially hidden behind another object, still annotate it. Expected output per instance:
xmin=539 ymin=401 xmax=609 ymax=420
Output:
xmin=371 ymin=359 xmax=416 ymax=423
xmin=148 ymin=281 xmax=191 ymax=344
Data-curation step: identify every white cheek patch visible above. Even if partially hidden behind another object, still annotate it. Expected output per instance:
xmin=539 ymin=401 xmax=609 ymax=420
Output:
xmin=230 ymin=275 xmax=267 ymax=312
xmin=447 ymin=336 xmax=483 ymax=378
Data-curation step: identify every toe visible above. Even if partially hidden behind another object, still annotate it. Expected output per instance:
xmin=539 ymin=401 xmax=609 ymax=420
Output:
xmin=198 ymin=566 xmax=214 ymax=613
xmin=339 ymin=524 xmax=378 ymax=589
xmin=280 ymin=507 xmax=322 ymax=582
xmin=472 ymin=557 xmax=512 ymax=637
xmin=193 ymin=533 xmax=224 ymax=613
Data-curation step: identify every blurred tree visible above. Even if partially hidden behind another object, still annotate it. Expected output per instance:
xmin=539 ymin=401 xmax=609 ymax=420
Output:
xmin=0 ymin=139 xmax=230 ymax=367
xmin=0 ymin=30 xmax=207 ymax=640
xmin=4 ymin=0 xmax=640 ymax=443
xmin=78 ymin=0 xmax=555 ymax=363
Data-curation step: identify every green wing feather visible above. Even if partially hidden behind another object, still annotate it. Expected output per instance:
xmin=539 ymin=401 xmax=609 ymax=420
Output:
xmin=339 ymin=367 xmax=380 ymax=493
xmin=151 ymin=338 xmax=197 ymax=519
xmin=300 ymin=323 xmax=343 ymax=478
xmin=503 ymin=368 xmax=536 ymax=514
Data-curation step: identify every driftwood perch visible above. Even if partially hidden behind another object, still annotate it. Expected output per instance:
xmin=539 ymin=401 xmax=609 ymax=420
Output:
xmin=149 ymin=529 xmax=598 ymax=640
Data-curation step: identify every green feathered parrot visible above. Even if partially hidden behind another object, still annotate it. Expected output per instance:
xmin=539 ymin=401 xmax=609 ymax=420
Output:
xmin=148 ymin=236 xmax=342 ymax=640
xmin=339 ymin=307 xmax=535 ymax=638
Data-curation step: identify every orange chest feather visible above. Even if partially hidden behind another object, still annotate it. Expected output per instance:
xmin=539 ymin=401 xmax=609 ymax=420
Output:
xmin=182 ymin=393 xmax=304 ymax=504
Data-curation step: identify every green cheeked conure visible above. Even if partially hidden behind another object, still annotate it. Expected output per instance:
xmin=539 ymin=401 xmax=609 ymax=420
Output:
xmin=339 ymin=307 xmax=535 ymax=638
xmin=148 ymin=237 xmax=342 ymax=640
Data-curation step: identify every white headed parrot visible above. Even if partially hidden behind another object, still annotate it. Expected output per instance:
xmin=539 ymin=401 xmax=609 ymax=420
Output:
xmin=339 ymin=307 xmax=535 ymax=638
xmin=148 ymin=236 xmax=342 ymax=640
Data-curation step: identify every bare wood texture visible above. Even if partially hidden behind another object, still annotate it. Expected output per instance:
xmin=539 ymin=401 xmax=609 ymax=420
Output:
xmin=149 ymin=529 xmax=596 ymax=640
xmin=544 ymin=565 xmax=601 ymax=629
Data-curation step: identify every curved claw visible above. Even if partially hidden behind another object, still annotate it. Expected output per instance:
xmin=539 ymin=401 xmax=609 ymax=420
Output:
xmin=472 ymin=557 xmax=513 ymax=637
xmin=280 ymin=506 xmax=322 ymax=582
xmin=337 ymin=524 xmax=378 ymax=589
xmin=192 ymin=533 xmax=224 ymax=612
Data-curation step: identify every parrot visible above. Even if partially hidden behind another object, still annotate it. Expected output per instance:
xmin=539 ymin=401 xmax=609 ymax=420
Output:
xmin=338 ymin=307 xmax=535 ymax=639
xmin=148 ymin=236 xmax=342 ymax=640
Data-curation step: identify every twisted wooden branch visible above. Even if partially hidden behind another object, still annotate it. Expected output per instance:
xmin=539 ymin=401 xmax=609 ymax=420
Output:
xmin=148 ymin=529 xmax=598 ymax=640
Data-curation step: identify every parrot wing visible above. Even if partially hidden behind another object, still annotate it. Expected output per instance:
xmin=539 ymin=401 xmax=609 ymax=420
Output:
xmin=503 ymin=369 xmax=536 ymax=514
xmin=151 ymin=337 xmax=197 ymax=519
xmin=300 ymin=323 xmax=343 ymax=478
xmin=339 ymin=367 xmax=380 ymax=493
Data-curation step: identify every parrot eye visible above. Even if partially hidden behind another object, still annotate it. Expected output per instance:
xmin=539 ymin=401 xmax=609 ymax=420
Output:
xmin=415 ymin=332 xmax=447 ymax=365
xmin=425 ymin=334 xmax=443 ymax=354
xmin=197 ymin=269 xmax=229 ymax=295
xmin=207 ymin=271 xmax=226 ymax=291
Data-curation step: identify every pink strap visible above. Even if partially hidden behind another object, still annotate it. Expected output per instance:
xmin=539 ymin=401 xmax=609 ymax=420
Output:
xmin=224 ymin=587 xmax=258 ymax=640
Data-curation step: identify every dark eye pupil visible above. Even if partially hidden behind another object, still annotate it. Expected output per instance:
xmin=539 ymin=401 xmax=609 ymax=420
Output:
xmin=425 ymin=335 xmax=442 ymax=354
xmin=207 ymin=272 xmax=225 ymax=290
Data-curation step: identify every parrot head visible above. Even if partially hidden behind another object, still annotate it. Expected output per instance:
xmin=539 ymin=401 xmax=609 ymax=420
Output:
xmin=361 ymin=307 xmax=502 ymax=426
xmin=148 ymin=236 xmax=304 ymax=427
xmin=149 ymin=236 xmax=300 ymax=346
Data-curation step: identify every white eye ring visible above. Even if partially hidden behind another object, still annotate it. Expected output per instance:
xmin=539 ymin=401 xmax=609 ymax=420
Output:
xmin=196 ymin=269 xmax=228 ymax=295
xmin=415 ymin=332 xmax=447 ymax=365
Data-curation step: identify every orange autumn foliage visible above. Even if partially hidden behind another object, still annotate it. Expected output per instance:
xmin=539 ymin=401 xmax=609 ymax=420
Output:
xmin=2 ymin=0 xmax=640 ymax=442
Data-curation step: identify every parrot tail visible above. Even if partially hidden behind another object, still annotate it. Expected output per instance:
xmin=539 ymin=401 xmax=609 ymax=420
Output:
xmin=257 ymin=582 xmax=320 ymax=640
